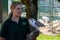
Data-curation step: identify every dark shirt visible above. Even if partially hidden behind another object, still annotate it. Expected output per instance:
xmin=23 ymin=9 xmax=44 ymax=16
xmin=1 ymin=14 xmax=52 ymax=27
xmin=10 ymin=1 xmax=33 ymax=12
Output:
xmin=1 ymin=17 xmax=31 ymax=40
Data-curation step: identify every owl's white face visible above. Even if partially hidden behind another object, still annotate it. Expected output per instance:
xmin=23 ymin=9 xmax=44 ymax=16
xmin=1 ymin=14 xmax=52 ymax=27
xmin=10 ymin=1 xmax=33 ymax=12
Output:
xmin=29 ymin=18 xmax=37 ymax=28
xmin=28 ymin=18 xmax=45 ymax=30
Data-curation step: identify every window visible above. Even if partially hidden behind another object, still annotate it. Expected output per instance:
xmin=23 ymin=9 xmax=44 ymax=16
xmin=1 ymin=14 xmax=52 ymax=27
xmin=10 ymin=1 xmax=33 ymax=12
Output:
xmin=37 ymin=0 xmax=60 ymax=34
xmin=38 ymin=0 xmax=60 ymax=20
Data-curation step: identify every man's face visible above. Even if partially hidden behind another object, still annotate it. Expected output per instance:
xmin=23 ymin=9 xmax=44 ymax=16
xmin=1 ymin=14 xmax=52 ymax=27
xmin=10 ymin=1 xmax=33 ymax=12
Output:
xmin=13 ymin=4 xmax=22 ymax=17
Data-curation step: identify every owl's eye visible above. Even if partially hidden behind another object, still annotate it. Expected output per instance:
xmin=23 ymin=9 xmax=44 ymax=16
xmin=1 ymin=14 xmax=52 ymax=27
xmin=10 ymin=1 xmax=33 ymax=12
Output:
xmin=32 ymin=21 xmax=33 ymax=22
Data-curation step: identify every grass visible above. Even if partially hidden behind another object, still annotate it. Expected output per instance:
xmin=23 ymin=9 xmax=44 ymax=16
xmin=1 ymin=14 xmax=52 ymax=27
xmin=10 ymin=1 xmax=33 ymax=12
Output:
xmin=37 ymin=34 xmax=60 ymax=40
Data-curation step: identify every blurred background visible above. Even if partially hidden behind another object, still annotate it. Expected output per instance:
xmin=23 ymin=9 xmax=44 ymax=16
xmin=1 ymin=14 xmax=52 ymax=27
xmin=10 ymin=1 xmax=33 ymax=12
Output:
xmin=0 ymin=0 xmax=60 ymax=23
xmin=0 ymin=0 xmax=60 ymax=40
